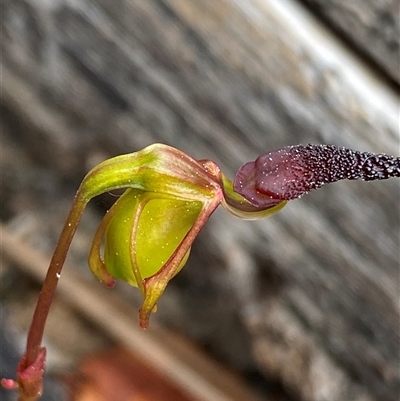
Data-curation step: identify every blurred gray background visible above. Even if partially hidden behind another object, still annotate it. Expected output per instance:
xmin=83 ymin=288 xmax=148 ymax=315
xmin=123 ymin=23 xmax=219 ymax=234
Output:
xmin=1 ymin=0 xmax=399 ymax=400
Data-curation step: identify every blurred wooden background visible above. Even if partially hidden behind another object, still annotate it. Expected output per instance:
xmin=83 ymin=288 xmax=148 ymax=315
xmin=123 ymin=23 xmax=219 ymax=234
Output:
xmin=1 ymin=0 xmax=399 ymax=400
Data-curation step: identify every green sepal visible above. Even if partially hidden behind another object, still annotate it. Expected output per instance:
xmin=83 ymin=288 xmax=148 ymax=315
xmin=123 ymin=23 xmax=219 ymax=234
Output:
xmin=78 ymin=143 xmax=221 ymax=203
xmin=103 ymin=188 xmax=202 ymax=287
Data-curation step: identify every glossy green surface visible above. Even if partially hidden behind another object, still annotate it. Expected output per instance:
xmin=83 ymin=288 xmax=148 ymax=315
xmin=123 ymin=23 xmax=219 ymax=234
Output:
xmin=104 ymin=189 xmax=201 ymax=287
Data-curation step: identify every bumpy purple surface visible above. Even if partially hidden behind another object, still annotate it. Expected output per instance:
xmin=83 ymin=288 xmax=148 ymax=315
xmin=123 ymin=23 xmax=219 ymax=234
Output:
xmin=234 ymin=144 xmax=400 ymax=207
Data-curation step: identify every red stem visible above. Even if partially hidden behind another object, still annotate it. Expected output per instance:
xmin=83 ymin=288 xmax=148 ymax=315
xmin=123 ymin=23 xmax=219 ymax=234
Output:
xmin=24 ymin=193 xmax=88 ymax=367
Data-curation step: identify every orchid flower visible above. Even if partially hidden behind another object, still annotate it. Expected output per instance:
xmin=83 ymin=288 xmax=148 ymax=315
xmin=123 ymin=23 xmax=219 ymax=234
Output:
xmin=84 ymin=144 xmax=283 ymax=328
xmin=2 ymin=143 xmax=399 ymax=401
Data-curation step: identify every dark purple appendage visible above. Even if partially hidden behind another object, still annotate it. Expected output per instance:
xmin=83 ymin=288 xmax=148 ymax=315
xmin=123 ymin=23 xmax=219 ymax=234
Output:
xmin=234 ymin=144 xmax=400 ymax=207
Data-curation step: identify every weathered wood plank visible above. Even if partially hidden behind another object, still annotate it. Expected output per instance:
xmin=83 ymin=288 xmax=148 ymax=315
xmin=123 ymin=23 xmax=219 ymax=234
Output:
xmin=1 ymin=0 xmax=399 ymax=400
xmin=300 ymin=0 xmax=400 ymax=84
xmin=0 ymin=224 xmax=267 ymax=401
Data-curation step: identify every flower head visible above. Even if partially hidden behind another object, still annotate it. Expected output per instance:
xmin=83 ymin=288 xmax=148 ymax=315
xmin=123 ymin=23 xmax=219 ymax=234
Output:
xmin=82 ymin=144 xmax=285 ymax=327
xmin=84 ymin=144 xmax=225 ymax=327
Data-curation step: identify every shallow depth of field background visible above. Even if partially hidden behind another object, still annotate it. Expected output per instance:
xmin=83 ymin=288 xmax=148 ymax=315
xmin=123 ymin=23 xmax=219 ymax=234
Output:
xmin=1 ymin=1 xmax=399 ymax=401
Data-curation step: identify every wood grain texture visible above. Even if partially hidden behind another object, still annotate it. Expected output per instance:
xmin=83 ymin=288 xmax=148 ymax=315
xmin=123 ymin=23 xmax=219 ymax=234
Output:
xmin=0 ymin=224 xmax=266 ymax=401
xmin=1 ymin=0 xmax=399 ymax=400
xmin=300 ymin=0 xmax=400 ymax=84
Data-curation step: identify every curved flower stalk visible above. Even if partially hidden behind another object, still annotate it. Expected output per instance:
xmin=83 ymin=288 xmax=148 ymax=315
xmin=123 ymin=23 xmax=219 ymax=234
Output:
xmin=1 ymin=143 xmax=283 ymax=401
xmin=2 ymin=142 xmax=399 ymax=401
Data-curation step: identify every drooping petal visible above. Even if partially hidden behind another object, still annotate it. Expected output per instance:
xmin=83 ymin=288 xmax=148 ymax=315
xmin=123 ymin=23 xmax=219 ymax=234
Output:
xmin=139 ymin=196 xmax=222 ymax=328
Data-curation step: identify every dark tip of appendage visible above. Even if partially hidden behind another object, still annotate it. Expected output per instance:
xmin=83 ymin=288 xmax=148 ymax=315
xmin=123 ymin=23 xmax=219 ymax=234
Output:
xmin=361 ymin=154 xmax=400 ymax=180
xmin=285 ymin=145 xmax=400 ymax=183
xmin=260 ymin=145 xmax=400 ymax=199
xmin=233 ymin=145 xmax=400 ymax=205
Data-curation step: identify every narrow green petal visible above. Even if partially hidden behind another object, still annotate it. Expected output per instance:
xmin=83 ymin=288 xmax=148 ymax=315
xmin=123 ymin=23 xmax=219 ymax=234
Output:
xmin=139 ymin=196 xmax=222 ymax=328
xmin=104 ymin=189 xmax=142 ymax=286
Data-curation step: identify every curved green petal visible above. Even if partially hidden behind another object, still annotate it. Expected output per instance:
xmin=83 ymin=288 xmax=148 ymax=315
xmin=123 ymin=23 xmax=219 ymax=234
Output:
xmin=104 ymin=189 xmax=142 ymax=286
xmin=135 ymin=196 xmax=202 ymax=279
xmin=79 ymin=143 xmax=221 ymax=203
xmin=103 ymin=189 xmax=202 ymax=288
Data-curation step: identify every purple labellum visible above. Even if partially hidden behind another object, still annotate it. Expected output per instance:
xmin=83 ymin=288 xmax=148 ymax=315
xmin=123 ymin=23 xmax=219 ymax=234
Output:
xmin=234 ymin=144 xmax=400 ymax=207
